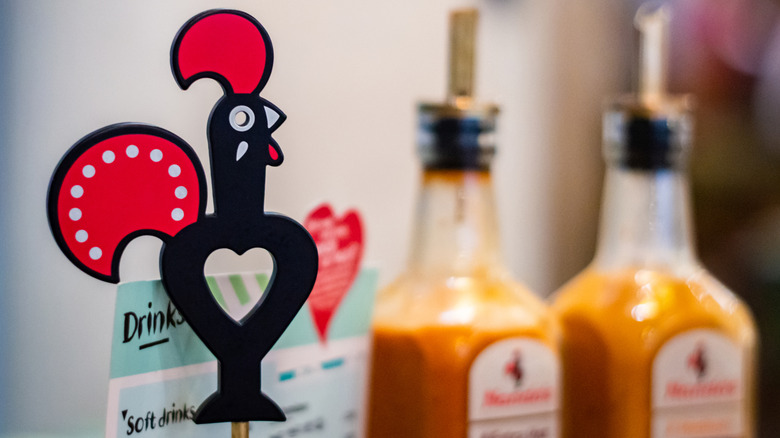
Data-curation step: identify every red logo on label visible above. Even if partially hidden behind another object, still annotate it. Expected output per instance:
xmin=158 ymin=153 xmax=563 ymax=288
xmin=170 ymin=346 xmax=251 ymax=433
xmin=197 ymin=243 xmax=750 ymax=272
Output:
xmin=504 ymin=349 xmax=523 ymax=387
xmin=687 ymin=343 xmax=707 ymax=380
xmin=665 ymin=341 xmax=740 ymax=401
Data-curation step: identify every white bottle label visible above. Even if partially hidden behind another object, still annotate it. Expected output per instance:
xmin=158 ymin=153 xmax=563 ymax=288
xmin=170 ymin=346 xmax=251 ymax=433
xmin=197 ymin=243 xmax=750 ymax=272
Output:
xmin=468 ymin=338 xmax=560 ymax=438
xmin=652 ymin=329 xmax=745 ymax=438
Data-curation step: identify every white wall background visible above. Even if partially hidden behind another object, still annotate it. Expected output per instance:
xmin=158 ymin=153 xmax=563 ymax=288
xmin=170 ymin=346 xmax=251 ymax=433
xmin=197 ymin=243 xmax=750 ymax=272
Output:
xmin=0 ymin=0 xmax=629 ymax=434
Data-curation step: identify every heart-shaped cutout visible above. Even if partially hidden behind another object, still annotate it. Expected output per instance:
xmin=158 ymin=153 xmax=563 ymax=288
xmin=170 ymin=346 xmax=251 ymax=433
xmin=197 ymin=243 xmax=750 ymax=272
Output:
xmin=204 ymin=248 xmax=274 ymax=323
xmin=304 ymin=204 xmax=364 ymax=343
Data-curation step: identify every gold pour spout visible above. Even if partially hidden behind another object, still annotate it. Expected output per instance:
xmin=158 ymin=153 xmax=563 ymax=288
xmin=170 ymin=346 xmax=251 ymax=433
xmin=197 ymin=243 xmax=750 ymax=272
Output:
xmin=447 ymin=8 xmax=478 ymax=109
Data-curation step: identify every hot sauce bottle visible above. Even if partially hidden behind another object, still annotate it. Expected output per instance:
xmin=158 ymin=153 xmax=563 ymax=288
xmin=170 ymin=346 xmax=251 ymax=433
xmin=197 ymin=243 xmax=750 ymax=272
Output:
xmin=552 ymin=6 xmax=757 ymax=438
xmin=367 ymin=9 xmax=560 ymax=438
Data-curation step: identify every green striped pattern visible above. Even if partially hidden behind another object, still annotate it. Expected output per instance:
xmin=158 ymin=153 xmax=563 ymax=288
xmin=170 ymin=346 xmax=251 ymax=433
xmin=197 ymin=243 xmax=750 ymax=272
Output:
xmin=206 ymin=273 xmax=270 ymax=316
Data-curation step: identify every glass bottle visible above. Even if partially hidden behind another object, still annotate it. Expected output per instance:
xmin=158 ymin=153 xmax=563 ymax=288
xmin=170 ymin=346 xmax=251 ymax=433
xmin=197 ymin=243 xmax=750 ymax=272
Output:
xmin=552 ymin=7 xmax=757 ymax=438
xmin=367 ymin=9 xmax=560 ymax=438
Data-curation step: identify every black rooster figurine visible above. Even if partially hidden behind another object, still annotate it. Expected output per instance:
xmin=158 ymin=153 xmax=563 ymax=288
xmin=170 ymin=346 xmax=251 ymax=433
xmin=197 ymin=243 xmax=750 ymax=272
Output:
xmin=47 ymin=10 xmax=318 ymax=424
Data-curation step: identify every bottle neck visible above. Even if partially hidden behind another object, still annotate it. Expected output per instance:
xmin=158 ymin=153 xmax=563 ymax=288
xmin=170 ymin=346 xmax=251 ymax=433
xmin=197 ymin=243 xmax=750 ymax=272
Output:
xmin=407 ymin=169 xmax=504 ymax=277
xmin=593 ymin=164 xmax=698 ymax=273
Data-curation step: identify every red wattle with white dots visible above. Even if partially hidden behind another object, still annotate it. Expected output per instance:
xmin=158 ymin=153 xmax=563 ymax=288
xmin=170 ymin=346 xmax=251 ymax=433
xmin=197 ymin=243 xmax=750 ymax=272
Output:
xmin=57 ymin=134 xmax=201 ymax=277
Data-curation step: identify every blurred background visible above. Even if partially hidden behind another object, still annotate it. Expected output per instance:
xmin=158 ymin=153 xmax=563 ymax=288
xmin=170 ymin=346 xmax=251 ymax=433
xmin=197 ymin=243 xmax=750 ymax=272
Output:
xmin=0 ymin=0 xmax=777 ymax=436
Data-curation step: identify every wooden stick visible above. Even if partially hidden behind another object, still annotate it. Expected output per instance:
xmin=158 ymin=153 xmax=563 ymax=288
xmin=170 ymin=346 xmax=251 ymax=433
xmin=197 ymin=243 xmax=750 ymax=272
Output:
xmin=232 ymin=422 xmax=249 ymax=438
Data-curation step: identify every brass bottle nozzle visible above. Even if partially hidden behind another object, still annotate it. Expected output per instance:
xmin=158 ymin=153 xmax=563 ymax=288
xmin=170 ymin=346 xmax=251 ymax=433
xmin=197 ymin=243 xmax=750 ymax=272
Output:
xmin=447 ymin=8 xmax=478 ymax=109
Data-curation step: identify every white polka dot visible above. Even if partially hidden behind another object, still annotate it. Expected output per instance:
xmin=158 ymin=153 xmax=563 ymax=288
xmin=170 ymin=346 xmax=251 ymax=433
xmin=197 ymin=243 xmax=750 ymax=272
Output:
xmin=70 ymin=185 xmax=84 ymax=198
xmin=175 ymin=186 xmax=188 ymax=199
xmin=82 ymin=165 xmax=95 ymax=178
xmin=102 ymin=150 xmax=115 ymax=163
xmin=75 ymin=230 xmax=88 ymax=243
xmin=150 ymin=149 xmax=163 ymax=162
xmin=168 ymin=164 xmax=181 ymax=177
xmin=89 ymin=247 xmax=102 ymax=260
xmin=171 ymin=208 xmax=184 ymax=221
xmin=126 ymin=145 xmax=139 ymax=158
xmin=69 ymin=208 xmax=82 ymax=221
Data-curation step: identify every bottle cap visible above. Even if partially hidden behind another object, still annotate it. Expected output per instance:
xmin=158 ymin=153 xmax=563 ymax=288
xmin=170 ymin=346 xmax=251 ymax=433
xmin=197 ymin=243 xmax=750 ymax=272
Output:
xmin=603 ymin=95 xmax=693 ymax=169
xmin=418 ymin=102 xmax=498 ymax=170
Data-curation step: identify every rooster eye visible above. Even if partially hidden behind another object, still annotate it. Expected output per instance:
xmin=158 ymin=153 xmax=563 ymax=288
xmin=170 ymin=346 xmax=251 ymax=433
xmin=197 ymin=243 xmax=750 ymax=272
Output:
xmin=229 ymin=105 xmax=255 ymax=132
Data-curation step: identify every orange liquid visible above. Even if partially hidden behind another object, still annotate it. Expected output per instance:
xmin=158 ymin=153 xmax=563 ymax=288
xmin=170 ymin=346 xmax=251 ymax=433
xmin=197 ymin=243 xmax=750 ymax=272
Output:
xmin=367 ymin=273 xmax=558 ymax=438
xmin=552 ymin=268 xmax=756 ymax=438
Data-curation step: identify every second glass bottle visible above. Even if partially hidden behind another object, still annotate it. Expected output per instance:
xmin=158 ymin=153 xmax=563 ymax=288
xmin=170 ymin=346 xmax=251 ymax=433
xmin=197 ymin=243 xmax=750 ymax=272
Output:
xmin=367 ymin=9 xmax=560 ymax=438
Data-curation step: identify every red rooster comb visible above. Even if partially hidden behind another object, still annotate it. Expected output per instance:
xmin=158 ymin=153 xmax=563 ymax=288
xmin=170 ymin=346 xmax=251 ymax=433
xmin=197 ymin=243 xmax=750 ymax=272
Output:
xmin=172 ymin=10 xmax=274 ymax=95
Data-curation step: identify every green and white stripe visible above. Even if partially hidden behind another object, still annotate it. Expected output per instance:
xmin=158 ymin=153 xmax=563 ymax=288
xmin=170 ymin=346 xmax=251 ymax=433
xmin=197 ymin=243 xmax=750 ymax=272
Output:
xmin=207 ymin=273 xmax=270 ymax=319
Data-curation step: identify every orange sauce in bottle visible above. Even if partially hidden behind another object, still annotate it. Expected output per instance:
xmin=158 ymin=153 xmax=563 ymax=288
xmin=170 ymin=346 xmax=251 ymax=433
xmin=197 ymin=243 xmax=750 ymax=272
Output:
xmin=367 ymin=171 xmax=559 ymax=438
xmin=553 ymin=268 xmax=756 ymax=438
xmin=370 ymin=268 xmax=557 ymax=437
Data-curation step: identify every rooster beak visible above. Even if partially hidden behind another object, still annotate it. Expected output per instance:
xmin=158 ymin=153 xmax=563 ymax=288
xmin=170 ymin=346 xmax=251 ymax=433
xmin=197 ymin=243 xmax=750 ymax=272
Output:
xmin=264 ymin=103 xmax=285 ymax=132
